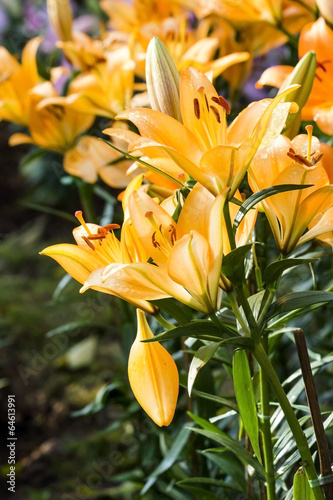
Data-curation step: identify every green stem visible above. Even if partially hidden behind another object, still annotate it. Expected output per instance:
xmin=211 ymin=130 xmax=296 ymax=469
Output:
xmin=276 ymin=23 xmax=299 ymax=50
xmin=236 ymin=284 xmax=261 ymax=342
xmin=154 ymin=313 xmax=175 ymax=330
xmin=224 ymin=202 xmax=236 ymax=251
xmin=227 ymin=291 xmax=250 ymax=336
xmin=77 ymin=180 xmax=97 ymax=223
xmin=253 ymin=343 xmax=325 ymax=500
xmin=258 ymin=289 xmax=276 ymax=326
xmin=259 ymin=337 xmax=276 ymax=500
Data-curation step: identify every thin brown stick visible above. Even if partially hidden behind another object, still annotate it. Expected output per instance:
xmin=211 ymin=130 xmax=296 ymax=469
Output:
xmin=294 ymin=329 xmax=333 ymax=500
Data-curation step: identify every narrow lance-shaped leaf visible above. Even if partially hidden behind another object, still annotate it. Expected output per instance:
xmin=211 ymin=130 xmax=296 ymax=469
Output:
xmin=140 ymin=423 xmax=193 ymax=495
xmin=99 ymin=138 xmax=183 ymax=187
xmin=141 ymin=319 xmax=239 ymax=343
xmin=233 ymin=349 xmax=262 ymax=462
xmin=233 ymin=184 xmax=313 ymax=232
xmin=264 ymin=291 xmax=333 ymax=322
xmin=187 ymin=412 xmax=266 ymax=477
xmin=264 ymin=258 xmax=319 ymax=290
xmin=188 ymin=342 xmax=222 ymax=396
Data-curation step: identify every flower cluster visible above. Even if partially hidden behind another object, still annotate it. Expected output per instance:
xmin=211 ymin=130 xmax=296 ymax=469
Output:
xmin=2 ymin=2 xmax=333 ymax=450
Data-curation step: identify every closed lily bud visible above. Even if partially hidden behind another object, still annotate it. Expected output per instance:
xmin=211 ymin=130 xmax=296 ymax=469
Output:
xmin=47 ymin=0 xmax=73 ymax=41
xmin=128 ymin=309 xmax=179 ymax=426
xmin=279 ymin=51 xmax=317 ymax=138
xmin=146 ymin=37 xmax=182 ymax=123
xmin=316 ymin=0 xmax=333 ymax=25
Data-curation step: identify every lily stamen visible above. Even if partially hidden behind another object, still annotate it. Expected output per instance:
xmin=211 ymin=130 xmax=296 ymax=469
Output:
xmin=209 ymin=105 xmax=221 ymax=123
xmin=211 ymin=95 xmax=231 ymax=114
xmin=145 ymin=210 xmax=176 ymax=256
xmin=193 ymin=98 xmax=200 ymax=119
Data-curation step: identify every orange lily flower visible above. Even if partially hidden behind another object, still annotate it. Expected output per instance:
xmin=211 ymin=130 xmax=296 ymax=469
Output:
xmin=116 ymin=66 xmax=298 ymax=197
xmin=63 ymin=129 xmax=143 ymax=186
xmin=257 ymin=17 xmax=333 ymax=135
xmin=128 ymin=309 xmax=179 ymax=426
xmin=249 ymin=130 xmax=333 ymax=254
xmin=8 ymin=82 xmax=94 ymax=154
xmin=41 ymin=43 xmax=141 ymax=118
xmin=0 ymin=37 xmax=43 ymax=127
xmin=40 ymin=211 xmax=155 ymax=314
xmin=81 ymin=185 xmax=228 ymax=314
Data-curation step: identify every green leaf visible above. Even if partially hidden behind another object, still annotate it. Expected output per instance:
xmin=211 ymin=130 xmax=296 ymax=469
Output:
xmin=222 ymin=244 xmax=252 ymax=286
xmin=264 ymin=291 xmax=333 ymax=321
xmin=177 ymin=485 xmax=224 ymax=500
xmin=151 ymin=298 xmax=193 ymax=325
xmin=264 ymin=258 xmax=318 ymax=289
xmin=293 ymin=468 xmax=316 ymax=500
xmin=140 ymin=424 xmax=193 ymax=495
xmin=233 ymin=184 xmax=313 ymax=232
xmin=142 ymin=319 xmax=237 ymax=343
xmin=177 ymin=477 xmax=242 ymax=492
xmin=233 ymin=349 xmax=261 ymax=462
xmin=45 ymin=320 xmax=108 ymax=338
xmin=99 ymin=138 xmax=183 ymax=187
xmin=188 ymin=342 xmax=222 ymax=396
xmin=187 ymin=387 xmax=238 ymax=412
xmin=202 ymin=451 xmax=246 ymax=490
xmin=71 ymin=381 xmax=125 ymax=416
xmin=187 ymin=412 xmax=266 ymax=477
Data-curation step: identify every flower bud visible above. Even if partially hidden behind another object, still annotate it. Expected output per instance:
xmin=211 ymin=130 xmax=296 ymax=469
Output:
xmin=47 ymin=0 xmax=73 ymax=41
xmin=128 ymin=309 xmax=179 ymax=426
xmin=146 ymin=37 xmax=182 ymax=122
xmin=279 ymin=51 xmax=317 ymax=138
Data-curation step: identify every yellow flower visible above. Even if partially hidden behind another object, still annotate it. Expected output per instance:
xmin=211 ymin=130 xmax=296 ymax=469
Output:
xmin=249 ymin=129 xmax=333 ymax=254
xmin=128 ymin=309 xmax=179 ymax=426
xmin=41 ymin=44 xmax=139 ymax=118
xmin=81 ymin=184 xmax=228 ymax=314
xmin=40 ymin=211 xmax=155 ymax=314
xmin=8 ymin=82 xmax=94 ymax=154
xmin=116 ymin=66 xmax=298 ymax=197
xmin=63 ymin=132 xmax=142 ymax=186
xmin=0 ymin=37 xmax=43 ymax=127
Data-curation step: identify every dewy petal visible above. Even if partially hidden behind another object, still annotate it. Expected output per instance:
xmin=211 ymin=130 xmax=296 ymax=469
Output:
xmin=116 ymin=107 xmax=203 ymax=165
xmin=128 ymin=309 xmax=179 ymax=426
xmin=40 ymin=244 xmax=105 ymax=284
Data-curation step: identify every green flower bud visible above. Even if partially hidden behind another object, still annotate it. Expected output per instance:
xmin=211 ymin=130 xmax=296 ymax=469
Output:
xmin=279 ymin=51 xmax=317 ymax=138
xmin=146 ymin=37 xmax=182 ymax=123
